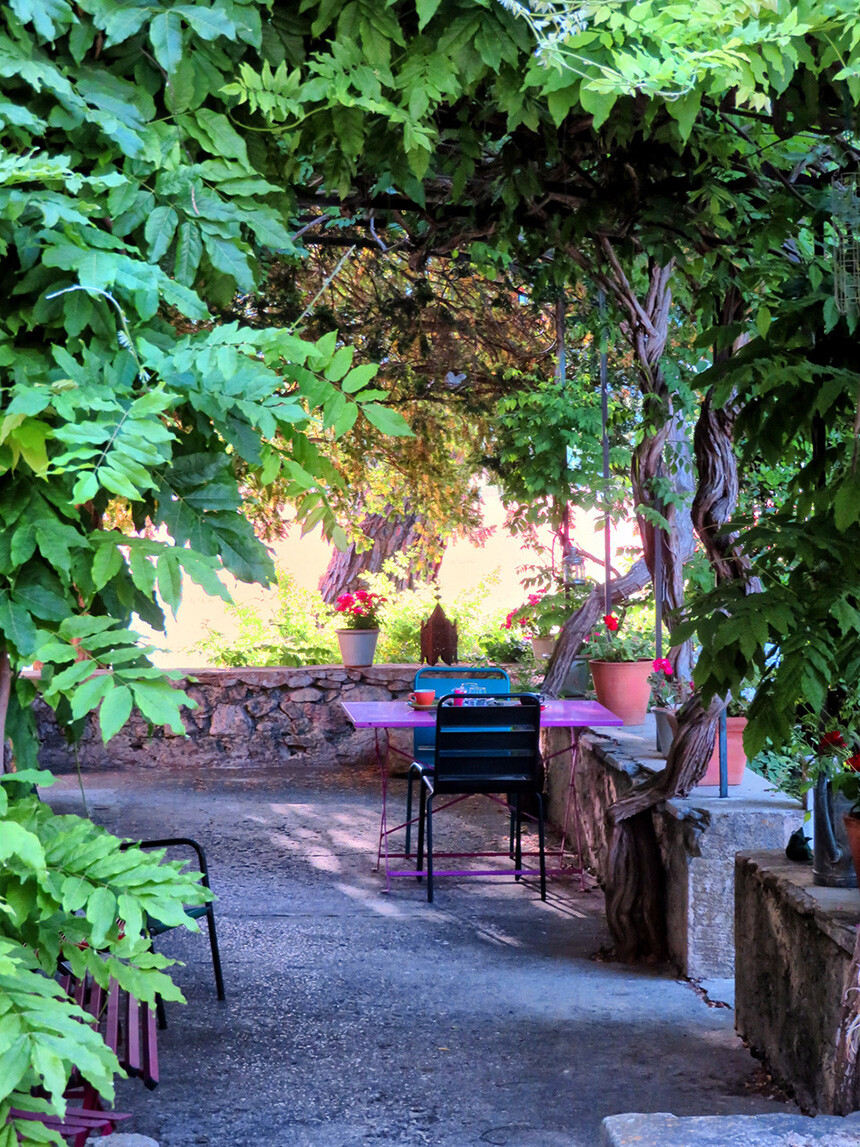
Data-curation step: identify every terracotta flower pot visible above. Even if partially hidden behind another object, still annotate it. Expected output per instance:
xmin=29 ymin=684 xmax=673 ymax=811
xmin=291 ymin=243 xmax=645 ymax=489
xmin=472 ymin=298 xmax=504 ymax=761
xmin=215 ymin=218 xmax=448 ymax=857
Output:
xmin=336 ymin=628 xmax=379 ymax=668
xmin=697 ymin=716 xmax=748 ymax=786
xmin=588 ymin=659 xmax=653 ymax=725
xmin=843 ymin=812 xmax=860 ymax=890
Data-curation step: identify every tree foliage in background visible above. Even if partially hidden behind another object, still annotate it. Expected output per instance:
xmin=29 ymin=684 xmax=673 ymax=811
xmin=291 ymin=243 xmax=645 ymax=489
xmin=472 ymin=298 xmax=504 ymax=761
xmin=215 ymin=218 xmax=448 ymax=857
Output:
xmin=233 ymin=245 xmax=596 ymax=593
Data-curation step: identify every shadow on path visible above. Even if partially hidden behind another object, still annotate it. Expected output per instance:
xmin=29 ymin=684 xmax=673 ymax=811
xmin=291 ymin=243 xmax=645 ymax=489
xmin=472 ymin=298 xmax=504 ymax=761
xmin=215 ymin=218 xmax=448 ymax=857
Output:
xmin=44 ymin=761 xmax=794 ymax=1147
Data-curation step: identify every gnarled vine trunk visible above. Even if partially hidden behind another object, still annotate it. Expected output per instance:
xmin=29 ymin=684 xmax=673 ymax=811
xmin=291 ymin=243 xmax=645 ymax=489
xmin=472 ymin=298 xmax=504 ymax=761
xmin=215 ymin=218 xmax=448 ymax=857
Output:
xmin=601 ymin=287 xmax=757 ymax=962
xmin=319 ymin=506 xmax=441 ymax=601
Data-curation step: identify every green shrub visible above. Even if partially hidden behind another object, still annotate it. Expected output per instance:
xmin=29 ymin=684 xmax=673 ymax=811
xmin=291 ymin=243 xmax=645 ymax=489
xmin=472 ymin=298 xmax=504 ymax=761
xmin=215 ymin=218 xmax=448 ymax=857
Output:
xmin=193 ymin=572 xmax=338 ymax=666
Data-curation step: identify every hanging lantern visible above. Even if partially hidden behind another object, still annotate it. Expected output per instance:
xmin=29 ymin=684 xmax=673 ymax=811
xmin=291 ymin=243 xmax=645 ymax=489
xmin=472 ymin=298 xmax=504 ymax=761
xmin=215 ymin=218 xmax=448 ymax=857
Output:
xmin=420 ymin=602 xmax=458 ymax=666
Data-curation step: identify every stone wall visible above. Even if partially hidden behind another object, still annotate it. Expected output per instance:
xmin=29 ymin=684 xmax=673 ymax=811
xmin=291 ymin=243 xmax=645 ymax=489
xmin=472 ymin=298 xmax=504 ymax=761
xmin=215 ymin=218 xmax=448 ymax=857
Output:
xmin=34 ymin=664 xmax=422 ymax=773
xmin=735 ymin=850 xmax=860 ymax=1114
xmin=542 ymin=726 xmax=804 ymax=978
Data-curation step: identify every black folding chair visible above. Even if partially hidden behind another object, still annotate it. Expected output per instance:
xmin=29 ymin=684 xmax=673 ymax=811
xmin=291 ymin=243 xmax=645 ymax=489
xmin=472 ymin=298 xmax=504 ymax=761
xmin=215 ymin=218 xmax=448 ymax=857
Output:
xmin=413 ymin=694 xmax=546 ymax=903
xmin=121 ymin=836 xmax=225 ymax=1027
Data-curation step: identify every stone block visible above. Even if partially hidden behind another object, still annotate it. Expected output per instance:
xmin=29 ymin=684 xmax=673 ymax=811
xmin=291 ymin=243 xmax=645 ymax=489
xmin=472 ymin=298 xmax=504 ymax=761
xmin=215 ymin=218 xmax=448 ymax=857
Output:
xmin=208 ymin=704 xmax=251 ymax=736
xmin=289 ymin=687 xmax=323 ymax=703
xmin=246 ymin=694 xmax=278 ymax=717
xmin=601 ymin=1111 xmax=860 ymax=1145
xmin=735 ymin=851 xmax=860 ymax=1114
xmin=342 ymin=684 xmax=390 ymax=701
xmin=661 ymin=800 xmax=803 ymax=978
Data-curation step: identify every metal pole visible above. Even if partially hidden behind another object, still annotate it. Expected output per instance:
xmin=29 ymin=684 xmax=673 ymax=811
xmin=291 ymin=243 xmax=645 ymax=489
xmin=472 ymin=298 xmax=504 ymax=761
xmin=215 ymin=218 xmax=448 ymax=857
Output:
xmin=719 ymin=708 xmax=728 ymax=797
xmin=655 ymin=460 xmax=663 ymax=660
xmin=599 ymin=289 xmax=611 ymax=614
xmin=556 ymin=294 xmax=571 ymax=598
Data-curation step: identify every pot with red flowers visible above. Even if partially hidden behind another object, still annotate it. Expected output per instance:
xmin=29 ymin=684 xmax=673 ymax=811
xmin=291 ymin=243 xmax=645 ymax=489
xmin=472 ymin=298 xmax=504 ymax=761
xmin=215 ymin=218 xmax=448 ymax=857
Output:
xmin=584 ymin=609 xmax=655 ymax=726
xmin=649 ymin=657 xmax=691 ymax=755
xmin=802 ymin=708 xmax=860 ymax=888
xmin=333 ymin=590 xmax=387 ymax=667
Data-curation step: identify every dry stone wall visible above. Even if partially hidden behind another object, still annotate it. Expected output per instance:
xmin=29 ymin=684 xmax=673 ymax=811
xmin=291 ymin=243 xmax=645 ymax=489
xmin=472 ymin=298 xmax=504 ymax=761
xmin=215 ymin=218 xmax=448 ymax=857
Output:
xmin=34 ymin=664 xmax=423 ymax=773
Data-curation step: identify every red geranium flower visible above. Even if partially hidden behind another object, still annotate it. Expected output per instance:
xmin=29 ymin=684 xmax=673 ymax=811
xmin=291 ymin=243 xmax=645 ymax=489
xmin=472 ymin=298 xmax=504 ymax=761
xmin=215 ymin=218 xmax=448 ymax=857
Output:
xmin=603 ymin=614 xmax=619 ymax=631
xmin=847 ymin=753 xmax=860 ymax=774
xmin=819 ymin=730 xmax=846 ymax=751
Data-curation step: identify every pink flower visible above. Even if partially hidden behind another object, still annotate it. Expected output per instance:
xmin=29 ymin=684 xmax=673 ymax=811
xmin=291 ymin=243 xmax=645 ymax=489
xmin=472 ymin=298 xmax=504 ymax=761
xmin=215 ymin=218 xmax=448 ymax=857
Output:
xmin=652 ymin=658 xmax=672 ymax=675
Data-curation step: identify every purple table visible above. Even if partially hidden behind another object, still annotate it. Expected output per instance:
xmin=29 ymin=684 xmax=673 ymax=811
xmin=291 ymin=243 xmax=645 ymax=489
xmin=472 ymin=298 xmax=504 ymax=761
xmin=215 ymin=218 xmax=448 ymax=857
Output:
xmin=342 ymin=698 xmax=623 ymax=891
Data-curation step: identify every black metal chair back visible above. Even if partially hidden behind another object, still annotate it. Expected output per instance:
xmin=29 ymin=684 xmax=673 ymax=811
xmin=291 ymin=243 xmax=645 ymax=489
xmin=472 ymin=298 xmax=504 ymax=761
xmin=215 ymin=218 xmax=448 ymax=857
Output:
xmin=433 ymin=693 xmax=542 ymax=794
xmin=415 ymin=694 xmax=547 ymax=903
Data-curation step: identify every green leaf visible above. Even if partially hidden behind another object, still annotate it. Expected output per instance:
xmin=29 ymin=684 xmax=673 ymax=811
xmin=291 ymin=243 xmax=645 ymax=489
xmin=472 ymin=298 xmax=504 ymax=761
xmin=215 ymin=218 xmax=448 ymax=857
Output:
xmin=361 ymin=403 xmax=414 ymax=437
xmin=0 ymin=822 xmax=45 ymax=869
xmin=416 ymin=0 xmax=442 ymax=31
xmin=323 ymin=345 xmax=354 ymax=381
xmin=665 ymin=89 xmax=702 ymax=141
xmin=174 ymin=221 xmax=203 ymax=284
xmin=86 ymin=886 xmax=118 ymax=948
xmin=130 ymin=679 xmax=186 ymax=733
xmin=202 ymin=234 xmax=255 ymax=292
xmin=578 ymin=84 xmax=617 ymax=130
xmin=755 ymin=307 xmax=772 ymax=338
xmin=99 ymin=685 xmax=133 ymax=742
xmin=194 ymin=109 xmax=251 ymax=168
xmin=174 ymin=4 xmax=236 ymax=41
xmin=156 ymin=554 xmax=183 ymax=613
xmin=0 ymin=1035 xmax=30 ymax=1100
xmin=91 ymin=543 xmax=124 ymax=591
xmin=145 ymin=206 xmax=179 ymax=262
xmin=101 ymin=6 xmax=149 ymax=45
xmin=0 ymin=593 xmax=38 ymax=656
xmin=70 ymin=673 xmax=113 ymax=720
xmin=150 ymin=11 xmax=184 ymax=74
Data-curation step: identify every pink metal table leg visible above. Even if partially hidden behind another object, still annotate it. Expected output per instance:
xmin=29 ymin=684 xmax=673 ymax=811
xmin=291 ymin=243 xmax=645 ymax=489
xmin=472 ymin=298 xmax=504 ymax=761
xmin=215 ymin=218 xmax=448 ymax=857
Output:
xmin=373 ymin=728 xmax=393 ymax=891
xmin=570 ymin=730 xmax=587 ymax=891
xmin=548 ymin=729 xmax=591 ymax=890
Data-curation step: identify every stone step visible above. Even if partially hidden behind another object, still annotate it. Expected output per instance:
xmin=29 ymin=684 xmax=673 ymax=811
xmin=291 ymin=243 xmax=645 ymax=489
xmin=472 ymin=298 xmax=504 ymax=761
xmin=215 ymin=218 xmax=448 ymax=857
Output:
xmin=601 ymin=1112 xmax=860 ymax=1146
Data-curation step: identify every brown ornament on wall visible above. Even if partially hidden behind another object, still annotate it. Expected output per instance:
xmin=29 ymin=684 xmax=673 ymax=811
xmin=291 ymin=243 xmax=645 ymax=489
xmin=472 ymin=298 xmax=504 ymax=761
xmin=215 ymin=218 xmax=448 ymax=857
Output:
xmin=420 ymin=602 xmax=458 ymax=666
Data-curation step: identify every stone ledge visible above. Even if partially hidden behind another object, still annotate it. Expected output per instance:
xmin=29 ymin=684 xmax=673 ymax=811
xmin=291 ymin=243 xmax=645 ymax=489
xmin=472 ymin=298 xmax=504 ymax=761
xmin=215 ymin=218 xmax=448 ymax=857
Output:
xmin=601 ymin=1111 xmax=860 ymax=1146
xmin=543 ymin=720 xmax=804 ymax=978
xmin=735 ymin=851 xmax=860 ymax=1114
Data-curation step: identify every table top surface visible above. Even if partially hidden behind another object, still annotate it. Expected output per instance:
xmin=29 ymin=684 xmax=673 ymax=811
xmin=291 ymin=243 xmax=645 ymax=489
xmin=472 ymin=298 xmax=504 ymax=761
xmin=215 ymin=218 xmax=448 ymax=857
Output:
xmin=341 ymin=697 xmax=624 ymax=729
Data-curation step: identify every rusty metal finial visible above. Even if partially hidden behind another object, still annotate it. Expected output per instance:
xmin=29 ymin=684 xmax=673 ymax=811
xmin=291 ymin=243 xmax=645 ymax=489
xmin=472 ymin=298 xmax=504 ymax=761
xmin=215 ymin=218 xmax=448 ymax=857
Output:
xmin=420 ymin=602 xmax=458 ymax=666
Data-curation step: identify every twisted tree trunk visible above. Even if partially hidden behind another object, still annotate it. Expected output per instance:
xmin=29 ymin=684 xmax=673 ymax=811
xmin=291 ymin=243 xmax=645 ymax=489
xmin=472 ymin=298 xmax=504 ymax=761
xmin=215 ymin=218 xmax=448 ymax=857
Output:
xmin=319 ymin=506 xmax=440 ymax=601
xmin=600 ymin=287 xmax=757 ymax=962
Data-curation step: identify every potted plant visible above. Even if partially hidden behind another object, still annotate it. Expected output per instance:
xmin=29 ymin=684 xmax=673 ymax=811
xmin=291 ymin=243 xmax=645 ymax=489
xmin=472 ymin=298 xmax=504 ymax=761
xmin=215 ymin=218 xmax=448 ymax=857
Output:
xmin=649 ymin=657 xmax=691 ymax=755
xmin=333 ymin=589 xmax=387 ymax=667
xmin=503 ymin=583 xmax=594 ymax=692
xmin=800 ymin=704 xmax=860 ymax=887
xmin=697 ymin=694 xmax=751 ymax=786
xmin=584 ymin=611 xmax=655 ymax=725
